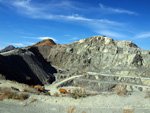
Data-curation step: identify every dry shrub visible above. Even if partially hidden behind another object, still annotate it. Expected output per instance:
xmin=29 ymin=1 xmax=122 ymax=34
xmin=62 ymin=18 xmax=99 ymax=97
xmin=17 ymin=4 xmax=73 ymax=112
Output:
xmin=23 ymin=98 xmax=38 ymax=107
xmin=145 ymin=91 xmax=150 ymax=98
xmin=23 ymin=87 xmax=40 ymax=94
xmin=11 ymin=87 xmax=19 ymax=91
xmin=0 ymin=87 xmax=29 ymax=101
xmin=113 ymin=85 xmax=128 ymax=96
xmin=23 ymin=98 xmax=37 ymax=107
xmin=67 ymin=106 xmax=75 ymax=113
xmin=61 ymin=94 xmax=67 ymax=97
xmin=30 ymin=98 xmax=37 ymax=103
xmin=54 ymin=92 xmax=60 ymax=97
xmin=0 ymin=87 xmax=11 ymax=101
xmin=43 ymin=92 xmax=51 ymax=96
xmin=23 ymin=103 xmax=28 ymax=107
xmin=87 ymin=92 xmax=98 ymax=96
xmin=16 ymin=93 xmax=29 ymax=100
xmin=123 ymin=109 xmax=134 ymax=113
xmin=70 ymin=88 xmax=86 ymax=99
xmin=0 ymin=93 xmax=5 ymax=101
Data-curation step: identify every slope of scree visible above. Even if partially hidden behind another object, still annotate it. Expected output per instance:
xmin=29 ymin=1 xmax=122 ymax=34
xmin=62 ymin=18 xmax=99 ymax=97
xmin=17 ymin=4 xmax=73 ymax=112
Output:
xmin=0 ymin=48 xmax=56 ymax=85
xmin=34 ymin=36 xmax=150 ymax=77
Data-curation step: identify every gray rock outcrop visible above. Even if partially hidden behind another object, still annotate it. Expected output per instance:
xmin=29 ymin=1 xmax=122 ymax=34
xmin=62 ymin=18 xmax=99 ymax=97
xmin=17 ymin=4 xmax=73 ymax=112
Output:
xmin=36 ymin=36 xmax=150 ymax=77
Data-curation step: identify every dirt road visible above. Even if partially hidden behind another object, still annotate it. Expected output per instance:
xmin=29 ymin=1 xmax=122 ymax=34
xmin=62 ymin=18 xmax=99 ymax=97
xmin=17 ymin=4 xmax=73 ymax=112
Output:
xmin=45 ymin=75 xmax=84 ymax=95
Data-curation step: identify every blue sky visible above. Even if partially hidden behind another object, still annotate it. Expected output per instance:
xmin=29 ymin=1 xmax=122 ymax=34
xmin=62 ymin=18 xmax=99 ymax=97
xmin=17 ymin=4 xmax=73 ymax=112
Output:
xmin=0 ymin=0 xmax=150 ymax=50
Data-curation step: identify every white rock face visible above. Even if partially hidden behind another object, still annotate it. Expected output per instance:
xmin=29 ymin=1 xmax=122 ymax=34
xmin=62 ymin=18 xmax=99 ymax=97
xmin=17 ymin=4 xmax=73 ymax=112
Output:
xmin=34 ymin=36 xmax=150 ymax=78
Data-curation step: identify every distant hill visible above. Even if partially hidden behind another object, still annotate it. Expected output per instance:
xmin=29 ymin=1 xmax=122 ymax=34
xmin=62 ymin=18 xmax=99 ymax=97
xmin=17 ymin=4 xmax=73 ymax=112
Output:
xmin=0 ymin=45 xmax=15 ymax=53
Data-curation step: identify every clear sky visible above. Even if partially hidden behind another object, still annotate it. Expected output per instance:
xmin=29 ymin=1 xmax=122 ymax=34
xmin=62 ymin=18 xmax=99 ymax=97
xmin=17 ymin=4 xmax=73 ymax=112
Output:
xmin=0 ymin=0 xmax=150 ymax=50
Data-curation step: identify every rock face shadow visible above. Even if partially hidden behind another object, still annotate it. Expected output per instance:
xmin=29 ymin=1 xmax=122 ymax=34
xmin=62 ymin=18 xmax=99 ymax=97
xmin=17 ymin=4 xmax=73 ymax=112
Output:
xmin=0 ymin=48 xmax=57 ymax=85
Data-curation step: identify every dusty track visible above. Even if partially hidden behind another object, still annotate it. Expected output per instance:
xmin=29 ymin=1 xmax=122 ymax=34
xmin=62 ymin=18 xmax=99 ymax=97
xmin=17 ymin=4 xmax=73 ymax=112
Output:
xmin=45 ymin=75 xmax=84 ymax=95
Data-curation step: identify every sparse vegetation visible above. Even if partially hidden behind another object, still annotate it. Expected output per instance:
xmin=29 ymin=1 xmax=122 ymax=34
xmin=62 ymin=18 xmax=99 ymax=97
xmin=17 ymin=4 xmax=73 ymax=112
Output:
xmin=67 ymin=106 xmax=87 ymax=113
xmin=43 ymin=92 xmax=51 ymax=96
xmin=123 ymin=109 xmax=134 ymax=113
xmin=145 ymin=91 xmax=150 ymax=98
xmin=23 ymin=87 xmax=40 ymax=94
xmin=70 ymin=88 xmax=86 ymax=99
xmin=113 ymin=85 xmax=128 ymax=96
xmin=0 ymin=87 xmax=29 ymax=101
xmin=23 ymin=98 xmax=37 ymax=107
xmin=11 ymin=87 xmax=19 ymax=91
xmin=54 ymin=92 xmax=60 ymax=97
xmin=30 ymin=98 xmax=37 ymax=103
xmin=67 ymin=106 xmax=75 ymax=113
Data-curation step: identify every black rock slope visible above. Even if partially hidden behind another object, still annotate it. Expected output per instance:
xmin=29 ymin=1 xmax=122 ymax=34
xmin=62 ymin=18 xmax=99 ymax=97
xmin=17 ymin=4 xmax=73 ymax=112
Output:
xmin=0 ymin=48 xmax=56 ymax=85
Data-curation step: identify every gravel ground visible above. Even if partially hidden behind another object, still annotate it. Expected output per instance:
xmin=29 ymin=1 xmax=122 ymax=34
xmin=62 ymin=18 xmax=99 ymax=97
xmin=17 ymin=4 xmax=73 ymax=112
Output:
xmin=0 ymin=91 xmax=150 ymax=113
xmin=1 ymin=79 xmax=150 ymax=113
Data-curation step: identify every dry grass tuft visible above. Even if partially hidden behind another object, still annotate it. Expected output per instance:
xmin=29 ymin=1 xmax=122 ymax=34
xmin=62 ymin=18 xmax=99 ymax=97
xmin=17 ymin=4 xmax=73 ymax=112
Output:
xmin=43 ymin=92 xmax=51 ymax=96
xmin=67 ymin=106 xmax=75 ymax=113
xmin=145 ymin=91 xmax=150 ymax=98
xmin=23 ymin=103 xmax=28 ymax=107
xmin=113 ymin=85 xmax=128 ymax=96
xmin=0 ymin=87 xmax=29 ymax=101
xmin=123 ymin=109 xmax=134 ymax=113
xmin=23 ymin=87 xmax=40 ymax=94
xmin=54 ymin=92 xmax=60 ymax=97
xmin=70 ymin=88 xmax=86 ymax=99
xmin=30 ymin=98 xmax=37 ymax=103
xmin=11 ymin=87 xmax=19 ymax=91
xmin=0 ymin=87 xmax=10 ymax=101
xmin=23 ymin=98 xmax=37 ymax=107
xmin=67 ymin=106 xmax=87 ymax=113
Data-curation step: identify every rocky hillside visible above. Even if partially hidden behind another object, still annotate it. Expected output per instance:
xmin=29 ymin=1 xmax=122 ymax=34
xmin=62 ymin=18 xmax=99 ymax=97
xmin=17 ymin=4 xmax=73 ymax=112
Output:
xmin=0 ymin=45 xmax=15 ymax=53
xmin=0 ymin=36 xmax=150 ymax=86
xmin=34 ymin=36 xmax=150 ymax=77
xmin=0 ymin=48 xmax=56 ymax=85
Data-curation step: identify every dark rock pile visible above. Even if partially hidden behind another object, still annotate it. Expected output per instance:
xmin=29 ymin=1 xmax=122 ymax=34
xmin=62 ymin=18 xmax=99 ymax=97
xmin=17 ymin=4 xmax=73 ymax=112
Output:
xmin=0 ymin=48 xmax=56 ymax=85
